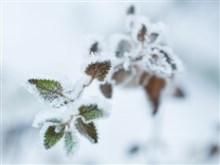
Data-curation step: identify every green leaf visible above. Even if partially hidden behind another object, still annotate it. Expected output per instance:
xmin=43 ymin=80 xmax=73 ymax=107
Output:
xmin=64 ymin=131 xmax=77 ymax=156
xmin=44 ymin=125 xmax=65 ymax=149
xmin=75 ymin=118 xmax=98 ymax=143
xmin=85 ymin=61 xmax=111 ymax=81
xmin=79 ymin=104 xmax=104 ymax=121
xmin=28 ymin=79 xmax=67 ymax=108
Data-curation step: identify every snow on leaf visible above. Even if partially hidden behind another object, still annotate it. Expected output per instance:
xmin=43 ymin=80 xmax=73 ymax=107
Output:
xmin=44 ymin=125 xmax=65 ymax=149
xmin=139 ymin=71 xmax=150 ymax=86
xmin=85 ymin=61 xmax=111 ymax=81
xmin=75 ymin=118 xmax=98 ymax=143
xmin=115 ymin=39 xmax=132 ymax=58
xmin=100 ymin=82 xmax=112 ymax=99
xmin=64 ymin=131 xmax=78 ymax=156
xmin=46 ymin=118 xmax=62 ymax=124
xmin=137 ymin=24 xmax=147 ymax=42
xmin=144 ymin=75 xmax=166 ymax=115
xmin=27 ymin=79 xmax=69 ymax=108
xmin=148 ymin=33 xmax=159 ymax=43
xmin=79 ymin=104 xmax=105 ymax=121
xmin=143 ymin=47 xmax=181 ymax=77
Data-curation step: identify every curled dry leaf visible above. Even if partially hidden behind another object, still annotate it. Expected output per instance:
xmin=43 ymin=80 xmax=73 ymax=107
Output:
xmin=100 ymin=82 xmax=113 ymax=99
xmin=85 ymin=61 xmax=111 ymax=81
xmin=144 ymin=75 xmax=166 ymax=115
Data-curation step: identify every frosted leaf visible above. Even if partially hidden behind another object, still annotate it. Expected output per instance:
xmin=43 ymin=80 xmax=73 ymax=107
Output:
xmin=115 ymin=39 xmax=132 ymax=58
xmin=44 ymin=125 xmax=65 ymax=149
xmin=73 ymin=97 xmax=111 ymax=122
xmin=85 ymin=61 xmax=111 ymax=81
xmin=148 ymin=33 xmax=159 ymax=43
xmin=26 ymin=79 xmax=71 ymax=108
xmin=78 ymin=104 xmax=106 ymax=121
xmin=131 ymin=15 xmax=151 ymax=42
xmin=90 ymin=42 xmax=99 ymax=54
xmin=83 ymin=35 xmax=107 ymax=58
xmin=64 ymin=131 xmax=79 ymax=156
xmin=75 ymin=118 xmax=98 ymax=143
xmin=143 ymin=46 xmax=182 ymax=77
xmin=32 ymin=110 xmax=66 ymax=128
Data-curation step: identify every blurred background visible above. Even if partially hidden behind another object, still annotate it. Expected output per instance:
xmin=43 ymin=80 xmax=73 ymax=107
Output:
xmin=1 ymin=1 xmax=219 ymax=164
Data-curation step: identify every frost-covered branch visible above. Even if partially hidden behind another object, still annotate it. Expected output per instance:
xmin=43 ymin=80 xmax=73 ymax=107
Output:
xmin=24 ymin=5 xmax=184 ymax=156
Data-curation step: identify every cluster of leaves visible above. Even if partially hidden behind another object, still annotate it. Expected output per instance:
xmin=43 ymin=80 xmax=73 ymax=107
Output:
xmin=27 ymin=58 xmax=111 ymax=155
xmin=90 ymin=5 xmax=184 ymax=115
xmin=26 ymin=5 xmax=184 ymax=156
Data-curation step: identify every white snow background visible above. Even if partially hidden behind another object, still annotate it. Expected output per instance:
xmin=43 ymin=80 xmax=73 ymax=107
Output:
xmin=2 ymin=1 xmax=219 ymax=164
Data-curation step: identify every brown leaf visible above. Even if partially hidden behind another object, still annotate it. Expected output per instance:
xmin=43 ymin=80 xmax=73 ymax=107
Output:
xmin=85 ymin=61 xmax=111 ymax=81
xmin=137 ymin=24 xmax=147 ymax=42
xmin=89 ymin=42 xmax=99 ymax=54
xmin=111 ymin=68 xmax=131 ymax=85
xmin=75 ymin=118 xmax=98 ymax=143
xmin=100 ymin=83 xmax=113 ymax=99
xmin=144 ymin=75 xmax=166 ymax=115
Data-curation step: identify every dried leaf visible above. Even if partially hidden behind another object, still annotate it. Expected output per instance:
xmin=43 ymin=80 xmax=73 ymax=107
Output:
xmin=127 ymin=5 xmax=135 ymax=15
xmin=112 ymin=68 xmax=131 ymax=85
xmin=100 ymin=83 xmax=112 ymax=98
xmin=144 ymin=76 xmax=166 ymax=115
xmin=79 ymin=104 xmax=105 ymax=121
xmin=44 ymin=125 xmax=65 ymax=149
xmin=137 ymin=24 xmax=147 ymax=42
xmin=75 ymin=118 xmax=98 ymax=143
xmin=89 ymin=42 xmax=99 ymax=54
xmin=85 ymin=61 xmax=111 ymax=81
